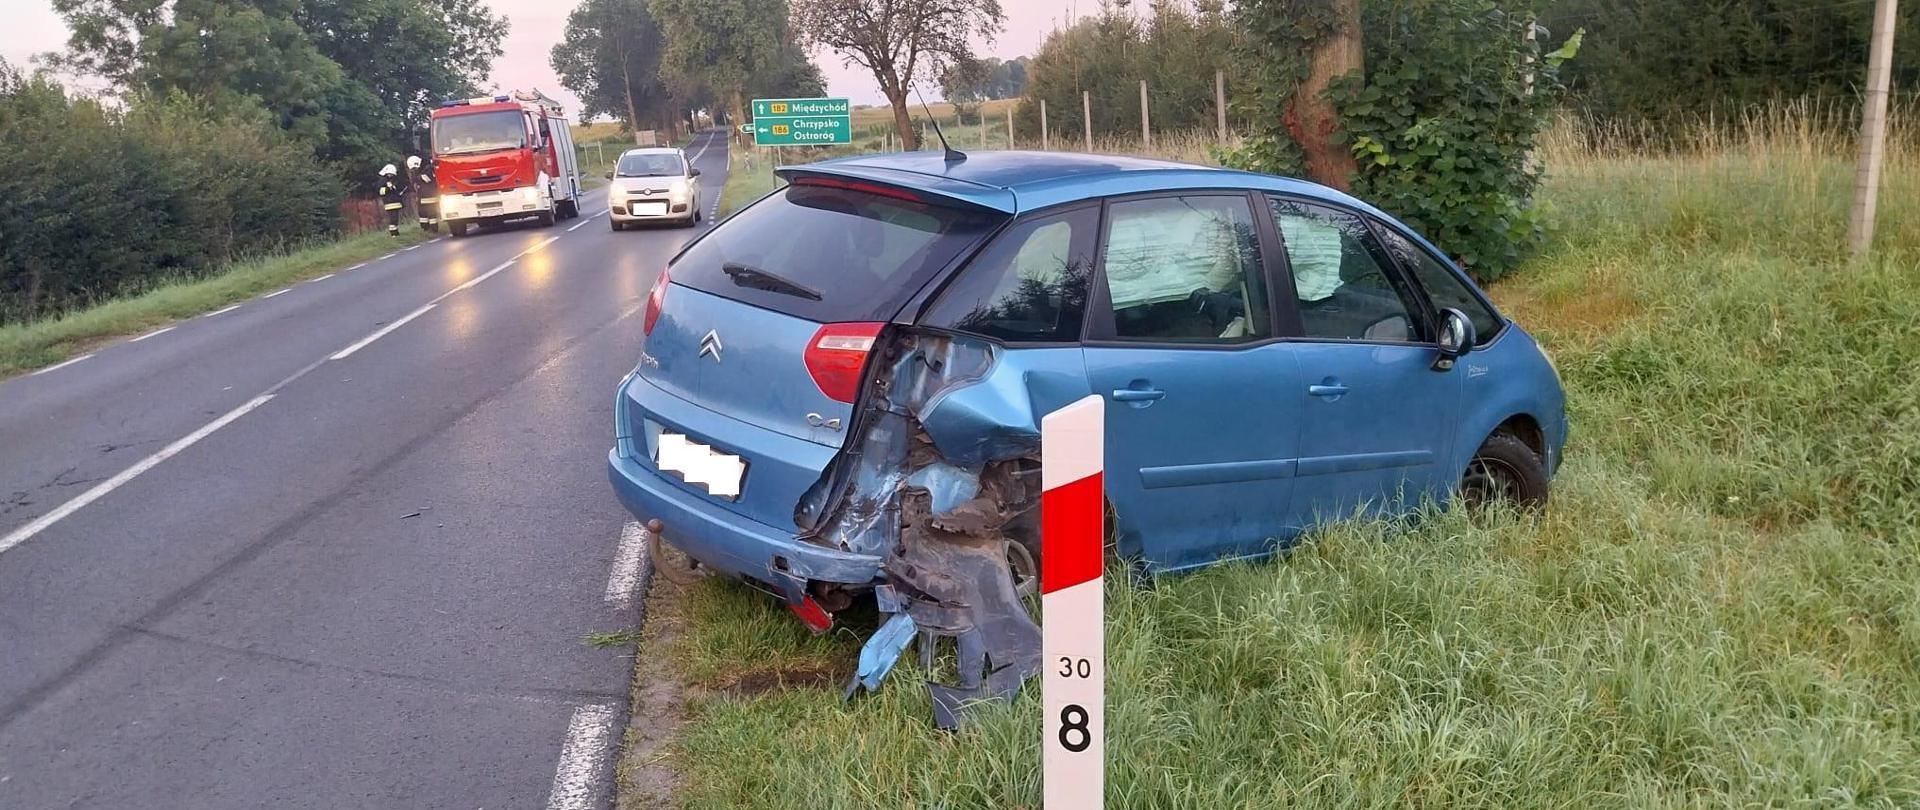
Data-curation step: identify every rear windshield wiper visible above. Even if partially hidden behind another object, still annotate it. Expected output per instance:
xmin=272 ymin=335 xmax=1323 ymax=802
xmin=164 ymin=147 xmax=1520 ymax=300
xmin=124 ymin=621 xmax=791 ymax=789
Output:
xmin=721 ymin=263 xmax=822 ymax=301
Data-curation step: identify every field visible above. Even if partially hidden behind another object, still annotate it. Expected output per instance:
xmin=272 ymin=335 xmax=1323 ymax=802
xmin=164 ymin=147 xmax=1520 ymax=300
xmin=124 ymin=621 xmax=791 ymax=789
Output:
xmin=633 ymin=111 xmax=1920 ymax=809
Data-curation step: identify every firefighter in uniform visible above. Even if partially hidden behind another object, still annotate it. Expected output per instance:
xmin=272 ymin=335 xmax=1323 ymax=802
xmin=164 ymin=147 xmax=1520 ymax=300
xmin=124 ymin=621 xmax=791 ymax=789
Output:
xmin=407 ymin=155 xmax=439 ymax=233
xmin=377 ymin=164 xmax=404 ymax=236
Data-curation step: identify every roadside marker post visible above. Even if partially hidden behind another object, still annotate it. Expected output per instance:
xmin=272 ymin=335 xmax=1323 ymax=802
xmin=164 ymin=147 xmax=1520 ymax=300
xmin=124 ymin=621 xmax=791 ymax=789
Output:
xmin=1041 ymin=395 xmax=1105 ymax=808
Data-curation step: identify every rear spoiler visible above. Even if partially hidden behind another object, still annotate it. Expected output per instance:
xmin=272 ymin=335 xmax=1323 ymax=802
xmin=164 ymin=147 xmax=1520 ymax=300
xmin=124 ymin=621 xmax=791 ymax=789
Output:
xmin=777 ymin=165 xmax=1017 ymax=214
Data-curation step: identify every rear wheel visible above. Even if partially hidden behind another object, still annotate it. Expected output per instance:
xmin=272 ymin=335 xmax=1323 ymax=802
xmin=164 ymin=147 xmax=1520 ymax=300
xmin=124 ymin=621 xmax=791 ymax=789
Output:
xmin=448 ymin=221 xmax=470 ymax=237
xmin=537 ymin=210 xmax=556 ymax=227
xmin=1461 ymin=432 xmax=1550 ymax=510
xmin=559 ymin=199 xmax=578 ymax=219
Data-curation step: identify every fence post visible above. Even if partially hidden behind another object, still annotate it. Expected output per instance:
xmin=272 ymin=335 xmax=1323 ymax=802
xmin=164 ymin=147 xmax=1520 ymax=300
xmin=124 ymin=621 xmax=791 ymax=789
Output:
xmin=1041 ymin=99 xmax=1051 ymax=150
xmin=1849 ymin=0 xmax=1899 ymax=259
xmin=1216 ymin=70 xmax=1228 ymax=141
xmin=1140 ymin=80 xmax=1152 ymax=147
xmin=1083 ymin=90 xmax=1093 ymax=152
xmin=1008 ymin=106 xmax=1015 ymax=149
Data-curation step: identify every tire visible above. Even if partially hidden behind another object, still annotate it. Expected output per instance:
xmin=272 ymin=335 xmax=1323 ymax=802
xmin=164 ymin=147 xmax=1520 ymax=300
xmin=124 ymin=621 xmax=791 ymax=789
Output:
xmin=537 ymin=210 xmax=556 ymax=227
xmin=448 ymin=221 xmax=469 ymax=238
xmin=1461 ymin=432 xmax=1550 ymax=510
xmin=559 ymin=199 xmax=578 ymax=219
xmin=694 ymin=206 xmax=703 ymax=223
xmin=610 ymin=218 xmax=623 ymax=231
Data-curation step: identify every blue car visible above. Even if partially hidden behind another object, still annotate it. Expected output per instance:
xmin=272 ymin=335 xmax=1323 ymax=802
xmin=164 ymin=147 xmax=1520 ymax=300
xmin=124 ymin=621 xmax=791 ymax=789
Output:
xmin=609 ymin=150 xmax=1566 ymax=634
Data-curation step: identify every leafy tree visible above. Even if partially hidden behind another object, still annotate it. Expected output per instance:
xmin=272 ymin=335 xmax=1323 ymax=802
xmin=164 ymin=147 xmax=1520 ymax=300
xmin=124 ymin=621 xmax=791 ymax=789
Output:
xmin=1541 ymin=0 xmax=1920 ymax=130
xmin=1231 ymin=0 xmax=1581 ymax=280
xmin=552 ymin=0 xmax=678 ymax=135
xmin=941 ymin=56 xmax=1028 ymax=103
xmin=652 ymin=0 xmax=790 ymax=128
xmin=791 ymin=0 xmax=1005 ymax=150
xmin=49 ymin=0 xmax=505 ymax=173
xmin=1013 ymin=2 xmax=1238 ymax=141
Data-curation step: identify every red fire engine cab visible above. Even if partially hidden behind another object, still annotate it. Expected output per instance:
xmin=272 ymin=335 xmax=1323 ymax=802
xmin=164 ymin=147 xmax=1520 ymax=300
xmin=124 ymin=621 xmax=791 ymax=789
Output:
xmin=429 ymin=89 xmax=582 ymax=237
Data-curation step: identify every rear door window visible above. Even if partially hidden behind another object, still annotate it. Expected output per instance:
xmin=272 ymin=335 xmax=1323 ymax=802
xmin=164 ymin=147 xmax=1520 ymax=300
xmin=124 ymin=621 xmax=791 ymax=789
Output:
xmin=922 ymin=207 xmax=1097 ymax=342
xmin=672 ymin=182 xmax=1003 ymax=322
xmin=1097 ymin=195 xmax=1270 ymax=343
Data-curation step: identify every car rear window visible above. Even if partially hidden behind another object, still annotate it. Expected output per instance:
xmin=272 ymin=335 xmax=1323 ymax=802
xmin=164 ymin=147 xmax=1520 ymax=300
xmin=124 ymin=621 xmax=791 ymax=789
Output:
xmin=671 ymin=182 xmax=1003 ymax=322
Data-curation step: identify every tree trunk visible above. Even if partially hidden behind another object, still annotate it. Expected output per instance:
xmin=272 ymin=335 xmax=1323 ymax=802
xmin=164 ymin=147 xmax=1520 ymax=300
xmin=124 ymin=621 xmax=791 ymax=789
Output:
xmin=621 ymin=62 xmax=642 ymax=145
xmin=729 ymin=90 xmax=747 ymax=145
xmin=883 ymin=80 xmax=918 ymax=151
xmin=1287 ymin=0 xmax=1363 ymax=190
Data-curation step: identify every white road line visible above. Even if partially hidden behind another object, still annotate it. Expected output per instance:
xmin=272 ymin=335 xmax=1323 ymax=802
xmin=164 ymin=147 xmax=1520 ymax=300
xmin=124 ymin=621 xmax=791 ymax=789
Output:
xmin=307 ymin=273 xmax=335 ymax=283
xmin=0 ymin=395 xmax=274 ymax=556
xmin=689 ymin=133 xmax=712 ymax=163
xmin=129 ymin=326 xmax=176 ymax=343
xmin=567 ymin=219 xmax=589 ymax=232
xmin=263 ymin=288 xmax=291 ymax=299
xmin=328 ymin=233 xmax=556 ymax=362
xmin=442 ymin=260 xmax=514 ymax=296
xmin=29 ymin=353 xmax=94 ymax=377
xmin=545 ymin=703 xmax=618 ymax=810
xmin=206 ymin=304 xmax=241 ymax=317
xmin=605 ymin=522 xmax=650 ymax=608
xmin=346 ymin=262 xmax=368 ymax=271
xmin=402 ymin=244 xmax=421 ymax=251
xmin=378 ymin=252 xmax=397 ymax=260
xmin=329 ymin=304 xmax=436 ymax=361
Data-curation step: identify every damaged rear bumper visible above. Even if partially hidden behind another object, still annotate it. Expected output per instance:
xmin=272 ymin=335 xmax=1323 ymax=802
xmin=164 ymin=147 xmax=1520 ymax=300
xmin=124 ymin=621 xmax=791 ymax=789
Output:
xmin=607 ymin=449 xmax=884 ymax=590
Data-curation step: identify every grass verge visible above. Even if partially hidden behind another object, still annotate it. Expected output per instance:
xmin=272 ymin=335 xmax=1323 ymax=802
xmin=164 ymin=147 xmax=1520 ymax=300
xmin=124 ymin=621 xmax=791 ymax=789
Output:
xmin=648 ymin=117 xmax=1920 ymax=808
xmin=1 ymin=229 xmax=428 ymax=378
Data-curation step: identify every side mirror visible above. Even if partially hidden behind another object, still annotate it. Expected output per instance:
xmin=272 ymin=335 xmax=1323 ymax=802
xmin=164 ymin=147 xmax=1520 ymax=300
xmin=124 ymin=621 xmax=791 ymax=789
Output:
xmin=604 ymin=171 xmax=614 ymax=180
xmin=689 ymin=168 xmax=702 ymax=177
xmin=1433 ymin=308 xmax=1477 ymax=371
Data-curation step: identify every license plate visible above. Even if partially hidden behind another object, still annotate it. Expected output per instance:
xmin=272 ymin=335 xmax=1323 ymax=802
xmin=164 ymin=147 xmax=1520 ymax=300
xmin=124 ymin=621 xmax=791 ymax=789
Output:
xmin=654 ymin=431 xmax=745 ymax=499
xmin=632 ymin=201 xmax=669 ymax=216
xmin=478 ymin=201 xmax=503 ymax=210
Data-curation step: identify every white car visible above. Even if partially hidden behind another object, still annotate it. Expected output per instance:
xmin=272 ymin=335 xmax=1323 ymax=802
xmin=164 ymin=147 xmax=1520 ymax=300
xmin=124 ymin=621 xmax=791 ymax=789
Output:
xmin=607 ymin=147 xmax=702 ymax=229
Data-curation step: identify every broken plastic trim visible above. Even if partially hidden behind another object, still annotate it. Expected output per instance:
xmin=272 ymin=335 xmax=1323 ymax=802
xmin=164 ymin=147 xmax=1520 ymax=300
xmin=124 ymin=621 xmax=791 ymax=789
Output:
xmin=799 ymin=330 xmax=1045 ymax=728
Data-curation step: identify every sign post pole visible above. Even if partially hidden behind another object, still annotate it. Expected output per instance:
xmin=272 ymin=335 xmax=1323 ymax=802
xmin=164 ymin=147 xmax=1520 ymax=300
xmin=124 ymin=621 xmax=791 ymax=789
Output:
xmin=1041 ymin=395 xmax=1105 ymax=809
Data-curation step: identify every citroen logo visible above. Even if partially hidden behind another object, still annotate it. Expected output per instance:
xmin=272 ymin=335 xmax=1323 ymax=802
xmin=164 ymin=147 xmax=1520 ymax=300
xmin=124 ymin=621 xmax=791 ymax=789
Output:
xmin=697 ymin=329 xmax=724 ymax=362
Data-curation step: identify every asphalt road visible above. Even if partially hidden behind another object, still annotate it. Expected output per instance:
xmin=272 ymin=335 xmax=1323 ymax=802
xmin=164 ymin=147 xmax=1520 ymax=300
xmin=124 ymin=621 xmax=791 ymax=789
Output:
xmin=0 ymin=128 xmax=731 ymax=809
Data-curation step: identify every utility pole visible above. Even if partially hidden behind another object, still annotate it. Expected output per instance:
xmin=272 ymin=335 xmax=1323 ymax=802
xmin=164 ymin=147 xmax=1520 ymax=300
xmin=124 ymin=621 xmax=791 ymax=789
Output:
xmin=1083 ymin=90 xmax=1093 ymax=152
xmin=1216 ymin=70 xmax=1228 ymax=142
xmin=1849 ymin=0 xmax=1899 ymax=259
xmin=1140 ymin=81 xmax=1151 ymax=147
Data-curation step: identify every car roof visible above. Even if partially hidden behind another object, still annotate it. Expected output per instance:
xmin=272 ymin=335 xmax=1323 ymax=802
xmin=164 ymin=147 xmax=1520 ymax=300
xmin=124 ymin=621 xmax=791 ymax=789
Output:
xmin=620 ymin=147 xmax=684 ymax=157
xmin=780 ymin=149 xmax=1388 ymax=217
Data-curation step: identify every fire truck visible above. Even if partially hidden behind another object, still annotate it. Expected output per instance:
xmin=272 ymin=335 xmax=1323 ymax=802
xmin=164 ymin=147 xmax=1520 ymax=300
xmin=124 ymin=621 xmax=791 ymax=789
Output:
xmin=429 ymin=89 xmax=582 ymax=237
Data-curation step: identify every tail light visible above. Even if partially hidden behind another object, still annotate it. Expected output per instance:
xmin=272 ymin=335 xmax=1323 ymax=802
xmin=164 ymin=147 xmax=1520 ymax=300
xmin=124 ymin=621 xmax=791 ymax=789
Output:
xmin=643 ymin=267 xmax=669 ymax=336
xmin=804 ymin=322 xmax=884 ymax=403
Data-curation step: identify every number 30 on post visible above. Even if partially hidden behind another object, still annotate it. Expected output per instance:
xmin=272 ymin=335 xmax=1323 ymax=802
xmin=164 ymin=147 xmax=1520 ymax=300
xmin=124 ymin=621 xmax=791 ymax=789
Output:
xmin=1042 ymin=395 xmax=1104 ymax=808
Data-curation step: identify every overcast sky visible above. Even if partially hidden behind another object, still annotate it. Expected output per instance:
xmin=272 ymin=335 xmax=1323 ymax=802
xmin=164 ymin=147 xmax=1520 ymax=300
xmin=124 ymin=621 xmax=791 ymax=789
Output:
xmin=3 ymin=0 xmax=1098 ymax=117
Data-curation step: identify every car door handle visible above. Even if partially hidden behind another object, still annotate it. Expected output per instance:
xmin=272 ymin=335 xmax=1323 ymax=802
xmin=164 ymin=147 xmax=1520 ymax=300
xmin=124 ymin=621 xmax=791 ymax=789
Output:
xmin=1308 ymin=383 xmax=1351 ymax=398
xmin=1110 ymin=388 xmax=1166 ymax=402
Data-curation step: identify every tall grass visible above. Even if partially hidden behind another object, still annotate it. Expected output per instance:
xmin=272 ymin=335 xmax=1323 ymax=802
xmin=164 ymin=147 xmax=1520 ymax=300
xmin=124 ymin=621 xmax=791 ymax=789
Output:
xmin=654 ymin=106 xmax=1920 ymax=808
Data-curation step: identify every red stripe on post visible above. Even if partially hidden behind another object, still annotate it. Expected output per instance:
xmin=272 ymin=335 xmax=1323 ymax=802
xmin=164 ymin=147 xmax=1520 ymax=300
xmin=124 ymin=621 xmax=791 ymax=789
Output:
xmin=1040 ymin=471 xmax=1104 ymax=595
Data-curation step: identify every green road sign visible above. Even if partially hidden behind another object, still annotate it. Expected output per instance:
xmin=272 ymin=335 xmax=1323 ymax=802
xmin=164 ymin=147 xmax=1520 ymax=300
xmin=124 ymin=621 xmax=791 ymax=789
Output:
xmin=738 ymin=122 xmax=755 ymax=134
xmin=750 ymin=97 xmax=852 ymax=147
xmin=752 ymin=97 xmax=849 ymax=118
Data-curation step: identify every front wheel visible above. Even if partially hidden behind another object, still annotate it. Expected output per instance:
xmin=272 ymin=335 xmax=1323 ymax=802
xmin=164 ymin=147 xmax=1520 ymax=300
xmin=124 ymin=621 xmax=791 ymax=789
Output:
xmin=536 ymin=210 xmax=556 ymax=227
xmin=1461 ymin=432 xmax=1550 ymax=511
